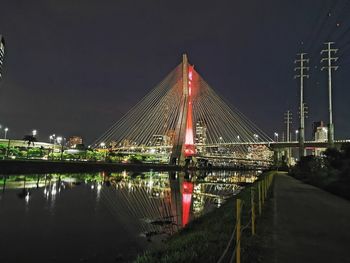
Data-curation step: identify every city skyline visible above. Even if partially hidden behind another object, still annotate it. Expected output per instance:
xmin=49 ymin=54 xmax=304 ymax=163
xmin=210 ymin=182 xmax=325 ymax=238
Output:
xmin=0 ymin=0 xmax=349 ymax=143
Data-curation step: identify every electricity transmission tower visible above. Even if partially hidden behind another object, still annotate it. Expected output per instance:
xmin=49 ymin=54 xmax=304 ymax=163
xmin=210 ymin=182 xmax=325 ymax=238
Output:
xmin=294 ymin=53 xmax=309 ymax=157
xmin=321 ymin=42 xmax=338 ymax=148
xmin=284 ymin=110 xmax=292 ymax=161
xmin=284 ymin=110 xmax=292 ymax=142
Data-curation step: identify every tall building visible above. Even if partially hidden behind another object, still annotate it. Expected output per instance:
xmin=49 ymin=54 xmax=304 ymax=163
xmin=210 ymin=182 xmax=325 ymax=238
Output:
xmin=312 ymin=121 xmax=328 ymax=142
xmin=315 ymin=126 xmax=328 ymax=142
xmin=150 ymin=135 xmax=170 ymax=147
xmin=68 ymin=136 xmax=83 ymax=148
xmin=195 ymin=121 xmax=207 ymax=154
xmin=195 ymin=121 xmax=207 ymax=144
xmin=0 ymin=35 xmax=5 ymax=80
xmin=312 ymin=121 xmax=325 ymax=140
xmin=313 ymin=121 xmax=328 ymax=156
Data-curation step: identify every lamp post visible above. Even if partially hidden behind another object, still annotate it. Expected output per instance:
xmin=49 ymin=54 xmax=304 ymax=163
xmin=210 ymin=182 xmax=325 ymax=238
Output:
xmin=274 ymin=132 xmax=279 ymax=142
xmin=4 ymin=127 xmax=8 ymax=139
xmin=32 ymin=130 xmax=37 ymax=137
xmin=100 ymin=142 xmax=107 ymax=161
xmin=49 ymin=134 xmax=56 ymax=160
xmin=57 ymin=136 xmax=64 ymax=161
xmin=295 ymin=130 xmax=299 ymax=141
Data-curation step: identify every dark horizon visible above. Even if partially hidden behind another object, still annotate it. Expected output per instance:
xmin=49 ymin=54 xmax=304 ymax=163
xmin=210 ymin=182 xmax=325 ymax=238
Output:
xmin=0 ymin=0 xmax=349 ymax=144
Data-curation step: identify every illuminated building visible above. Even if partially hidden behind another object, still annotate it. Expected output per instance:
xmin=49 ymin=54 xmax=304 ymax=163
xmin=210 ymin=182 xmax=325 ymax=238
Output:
xmin=313 ymin=121 xmax=328 ymax=156
xmin=150 ymin=135 xmax=170 ymax=147
xmin=195 ymin=120 xmax=207 ymax=144
xmin=312 ymin=121 xmax=325 ymax=140
xmin=315 ymin=126 xmax=328 ymax=142
xmin=68 ymin=136 xmax=83 ymax=148
xmin=0 ymin=35 xmax=5 ymax=80
xmin=195 ymin=120 xmax=207 ymax=154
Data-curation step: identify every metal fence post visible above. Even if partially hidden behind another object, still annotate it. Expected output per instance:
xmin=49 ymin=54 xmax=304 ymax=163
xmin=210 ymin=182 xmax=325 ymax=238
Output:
xmin=262 ymin=179 xmax=265 ymax=205
xmin=251 ymin=188 xmax=255 ymax=235
xmin=236 ymin=199 xmax=241 ymax=263
xmin=258 ymin=181 xmax=262 ymax=215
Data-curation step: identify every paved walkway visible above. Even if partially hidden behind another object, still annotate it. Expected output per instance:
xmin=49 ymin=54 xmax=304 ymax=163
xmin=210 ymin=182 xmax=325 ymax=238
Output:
xmin=270 ymin=173 xmax=350 ymax=263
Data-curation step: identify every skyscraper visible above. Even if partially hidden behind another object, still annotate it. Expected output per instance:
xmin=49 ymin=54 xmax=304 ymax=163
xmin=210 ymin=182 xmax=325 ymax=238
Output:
xmin=195 ymin=120 xmax=207 ymax=154
xmin=195 ymin=120 xmax=207 ymax=145
xmin=0 ymin=35 xmax=5 ymax=80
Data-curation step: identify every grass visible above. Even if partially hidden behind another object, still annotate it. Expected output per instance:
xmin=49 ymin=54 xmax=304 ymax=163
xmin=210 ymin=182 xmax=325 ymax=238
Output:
xmin=134 ymin=171 xmax=276 ymax=263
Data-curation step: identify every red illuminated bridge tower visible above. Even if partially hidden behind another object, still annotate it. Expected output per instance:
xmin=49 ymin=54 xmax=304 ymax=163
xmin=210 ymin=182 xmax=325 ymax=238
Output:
xmin=170 ymin=54 xmax=196 ymax=165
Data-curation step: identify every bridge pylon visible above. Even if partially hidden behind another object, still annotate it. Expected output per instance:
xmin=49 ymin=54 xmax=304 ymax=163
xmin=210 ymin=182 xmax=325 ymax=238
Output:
xmin=170 ymin=54 xmax=196 ymax=165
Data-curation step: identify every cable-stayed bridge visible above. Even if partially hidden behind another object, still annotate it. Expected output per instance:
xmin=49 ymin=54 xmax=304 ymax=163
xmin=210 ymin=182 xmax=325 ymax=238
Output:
xmin=93 ymin=54 xmax=273 ymax=166
xmin=93 ymin=55 xmax=349 ymax=167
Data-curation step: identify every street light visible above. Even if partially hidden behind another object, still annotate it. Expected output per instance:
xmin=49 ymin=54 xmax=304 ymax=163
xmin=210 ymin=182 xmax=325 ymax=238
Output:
xmin=100 ymin=142 xmax=107 ymax=161
xmin=4 ymin=127 xmax=8 ymax=139
xmin=274 ymin=132 xmax=279 ymax=142
xmin=295 ymin=130 xmax=299 ymax=141
xmin=56 ymin=136 xmax=62 ymax=144
xmin=253 ymin=134 xmax=259 ymax=142
xmin=56 ymin=137 xmax=65 ymax=161
xmin=32 ymin=130 xmax=37 ymax=137
xmin=49 ymin=134 xmax=56 ymax=144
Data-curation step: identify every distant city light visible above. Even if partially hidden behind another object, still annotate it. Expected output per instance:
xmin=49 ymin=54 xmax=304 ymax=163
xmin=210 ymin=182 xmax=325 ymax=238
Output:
xmin=4 ymin=127 xmax=8 ymax=139
xmin=56 ymin=136 xmax=62 ymax=144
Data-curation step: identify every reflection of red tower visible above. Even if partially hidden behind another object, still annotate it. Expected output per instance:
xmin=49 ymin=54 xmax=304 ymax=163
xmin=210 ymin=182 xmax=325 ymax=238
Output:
xmin=182 ymin=181 xmax=194 ymax=226
xmin=184 ymin=66 xmax=196 ymax=157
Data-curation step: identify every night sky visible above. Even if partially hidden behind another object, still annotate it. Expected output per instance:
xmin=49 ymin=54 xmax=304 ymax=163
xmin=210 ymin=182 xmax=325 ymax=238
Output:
xmin=0 ymin=0 xmax=349 ymax=144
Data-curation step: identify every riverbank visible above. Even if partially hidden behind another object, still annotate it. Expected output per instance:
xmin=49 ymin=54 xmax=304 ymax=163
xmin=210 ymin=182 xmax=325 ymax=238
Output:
xmin=0 ymin=159 xmax=265 ymax=174
xmin=134 ymin=171 xmax=276 ymax=263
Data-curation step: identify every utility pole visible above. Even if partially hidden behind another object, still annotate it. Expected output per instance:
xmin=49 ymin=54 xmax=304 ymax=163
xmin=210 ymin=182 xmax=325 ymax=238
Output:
xmin=284 ymin=110 xmax=292 ymax=162
xmin=321 ymin=42 xmax=338 ymax=148
xmin=294 ymin=53 xmax=309 ymax=157
xmin=284 ymin=110 xmax=292 ymax=143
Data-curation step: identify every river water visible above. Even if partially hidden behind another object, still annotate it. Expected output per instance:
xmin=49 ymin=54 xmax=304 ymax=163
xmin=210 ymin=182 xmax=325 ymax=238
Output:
xmin=0 ymin=170 xmax=260 ymax=263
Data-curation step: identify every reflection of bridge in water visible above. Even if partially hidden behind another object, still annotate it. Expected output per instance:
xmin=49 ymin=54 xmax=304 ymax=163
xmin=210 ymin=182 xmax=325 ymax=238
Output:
xmin=0 ymin=171 xmax=258 ymax=240
xmin=100 ymin=170 xmax=258 ymax=239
